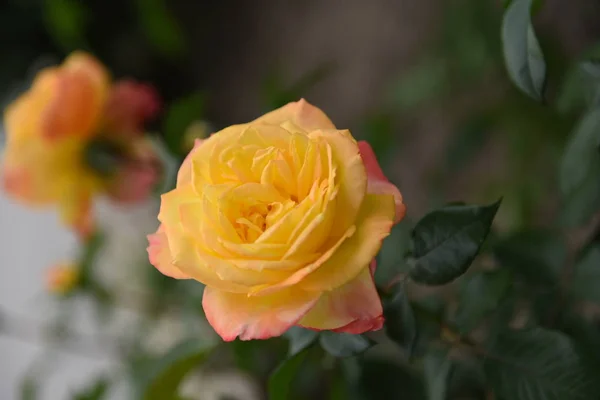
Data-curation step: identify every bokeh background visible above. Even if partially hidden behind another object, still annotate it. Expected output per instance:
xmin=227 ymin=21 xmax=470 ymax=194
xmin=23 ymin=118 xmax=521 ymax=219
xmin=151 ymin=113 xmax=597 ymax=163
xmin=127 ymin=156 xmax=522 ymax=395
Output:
xmin=1 ymin=0 xmax=600 ymax=398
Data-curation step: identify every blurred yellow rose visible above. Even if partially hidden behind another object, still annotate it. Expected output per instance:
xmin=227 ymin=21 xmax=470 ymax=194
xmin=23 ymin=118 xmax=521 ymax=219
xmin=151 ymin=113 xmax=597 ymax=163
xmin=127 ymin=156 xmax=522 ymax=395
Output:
xmin=46 ymin=263 xmax=80 ymax=295
xmin=148 ymin=99 xmax=405 ymax=341
xmin=1 ymin=52 xmax=161 ymax=237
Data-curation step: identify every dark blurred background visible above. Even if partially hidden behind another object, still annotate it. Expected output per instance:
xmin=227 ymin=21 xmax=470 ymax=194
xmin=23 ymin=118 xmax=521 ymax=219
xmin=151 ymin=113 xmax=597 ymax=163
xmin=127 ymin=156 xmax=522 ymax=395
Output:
xmin=3 ymin=0 xmax=600 ymax=228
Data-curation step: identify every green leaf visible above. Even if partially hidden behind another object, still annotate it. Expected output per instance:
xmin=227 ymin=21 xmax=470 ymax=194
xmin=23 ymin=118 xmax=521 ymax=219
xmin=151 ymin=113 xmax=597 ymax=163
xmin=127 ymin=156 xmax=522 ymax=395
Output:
xmin=559 ymin=108 xmax=600 ymax=226
xmin=319 ymin=332 xmax=373 ymax=358
xmin=501 ymin=0 xmax=546 ymax=101
xmin=571 ymin=244 xmax=600 ymax=303
xmin=453 ymin=269 xmax=512 ymax=334
xmin=557 ymin=62 xmax=600 ymax=114
xmin=138 ymin=339 xmax=213 ymax=400
xmin=423 ymin=349 xmax=452 ymax=400
xmin=268 ymin=348 xmax=309 ymax=400
xmin=409 ymin=199 xmax=502 ymax=285
xmin=284 ymin=326 xmax=319 ymax=357
xmin=560 ymin=108 xmax=600 ymax=195
xmin=163 ymin=93 xmax=205 ymax=156
xmin=384 ymin=285 xmax=417 ymax=357
xmin=484 ymin=327 xmax=600 ymax=400
xmin=492 ymin=230 xmax=564 ymax=285
xmin=557 ymin=42 xmax=600 ymax=114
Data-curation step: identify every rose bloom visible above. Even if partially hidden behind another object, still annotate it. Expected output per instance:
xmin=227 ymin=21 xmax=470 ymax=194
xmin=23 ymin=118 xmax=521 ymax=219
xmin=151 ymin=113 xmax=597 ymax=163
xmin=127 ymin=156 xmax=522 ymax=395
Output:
xmin=1 ymin=52 xmax=161 ymax=237
xmin=148 ymin=100 xmax=405 ymax=341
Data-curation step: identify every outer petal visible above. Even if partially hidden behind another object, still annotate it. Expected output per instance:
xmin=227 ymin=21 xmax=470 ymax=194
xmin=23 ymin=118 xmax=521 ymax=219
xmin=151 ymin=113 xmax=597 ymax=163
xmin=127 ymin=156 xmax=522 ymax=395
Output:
xmin=203 ymin=286 xmax=320 ymax=341
xmin=102 ymin=80 xmax=160 ymax=136
xmin=358 ymin=141 xmax=406 ymax=224
xmin=252 ymin=99 xmax=336 ymax=131
xmin=2 ymin=76 xmax=64 ymax=204
xmin=42 ymin=52 xmax=110 ymax=140
xmin=147 ymin=225 xmax=190 ymax=279
xmin=298 ymin=266 xmax=383 ymax=333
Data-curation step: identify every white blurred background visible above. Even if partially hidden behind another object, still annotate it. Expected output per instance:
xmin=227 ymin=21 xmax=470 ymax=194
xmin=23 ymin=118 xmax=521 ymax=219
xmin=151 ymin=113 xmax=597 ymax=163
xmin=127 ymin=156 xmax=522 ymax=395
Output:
xmin=0 ymin=182 xmax=159 ymax=399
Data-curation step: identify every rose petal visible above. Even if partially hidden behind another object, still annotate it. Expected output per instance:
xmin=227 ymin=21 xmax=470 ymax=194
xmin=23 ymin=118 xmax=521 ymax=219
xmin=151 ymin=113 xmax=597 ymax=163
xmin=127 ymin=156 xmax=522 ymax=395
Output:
xmin=147 ymin=225 xmax=190 ymax=279
xmin=203 ymin=286 xmax=320 ymax=341
xmin=248 ymin=193 xmax=393 ymax=297
xmin=103 ymin=80 xmax=160 ymax=136
xmin=358 ymin=141 xmax=406 ymax=224
xmin=314 ymin=129 xmax=367 ymax=238
xmin=298 ymin=266 xmax=383 ymax=333
xmin=299 ymin=193 xmax=395 ymax=292
xmin=42 ymin=52 xmax=109 ymax=140
xmin=252 ymin=99 xmax=336 ymax=131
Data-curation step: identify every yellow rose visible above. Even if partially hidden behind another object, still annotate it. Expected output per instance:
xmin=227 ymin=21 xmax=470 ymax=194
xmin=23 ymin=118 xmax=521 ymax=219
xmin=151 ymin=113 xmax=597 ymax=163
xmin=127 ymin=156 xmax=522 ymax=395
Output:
xmin=2 ymin=52 xmax=161 ymax=237
xmin=148 ymin=100 xmax=405 ymax=341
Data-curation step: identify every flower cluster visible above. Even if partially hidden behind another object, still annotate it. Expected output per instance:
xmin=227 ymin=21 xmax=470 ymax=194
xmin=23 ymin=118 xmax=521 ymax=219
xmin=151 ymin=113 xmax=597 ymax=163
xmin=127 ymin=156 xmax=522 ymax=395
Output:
xmin=3 ymin=52 xmax=406 ymax=341
xmin=2 ymin=52 xmax=161 ymax=237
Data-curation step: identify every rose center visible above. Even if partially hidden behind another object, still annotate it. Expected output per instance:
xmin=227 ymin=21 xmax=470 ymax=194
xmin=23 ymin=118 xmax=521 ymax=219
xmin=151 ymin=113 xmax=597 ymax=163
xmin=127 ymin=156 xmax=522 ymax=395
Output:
xmin=233 ymin=198 xmax=297 ymax=243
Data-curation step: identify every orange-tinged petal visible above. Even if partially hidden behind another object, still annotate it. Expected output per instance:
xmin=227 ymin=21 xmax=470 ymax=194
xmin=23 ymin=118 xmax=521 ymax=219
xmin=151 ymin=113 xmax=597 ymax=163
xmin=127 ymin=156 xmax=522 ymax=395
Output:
xmin=299 ymin=193 xmax=395 ymax=292
xmin=298 ymin=266 xmax=383 ymax=333
xmin=202 ymin=286 xmax=320 ymax=341
xmin=147 ymin=224 xmax=190 ymax=279
xmin=252 ymin=99 xmax=336 ymax=131
xmin=358 ymin=141 xmax=406 ymax=224
xmin=43 ymin=52 xmax=109 ymax=140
